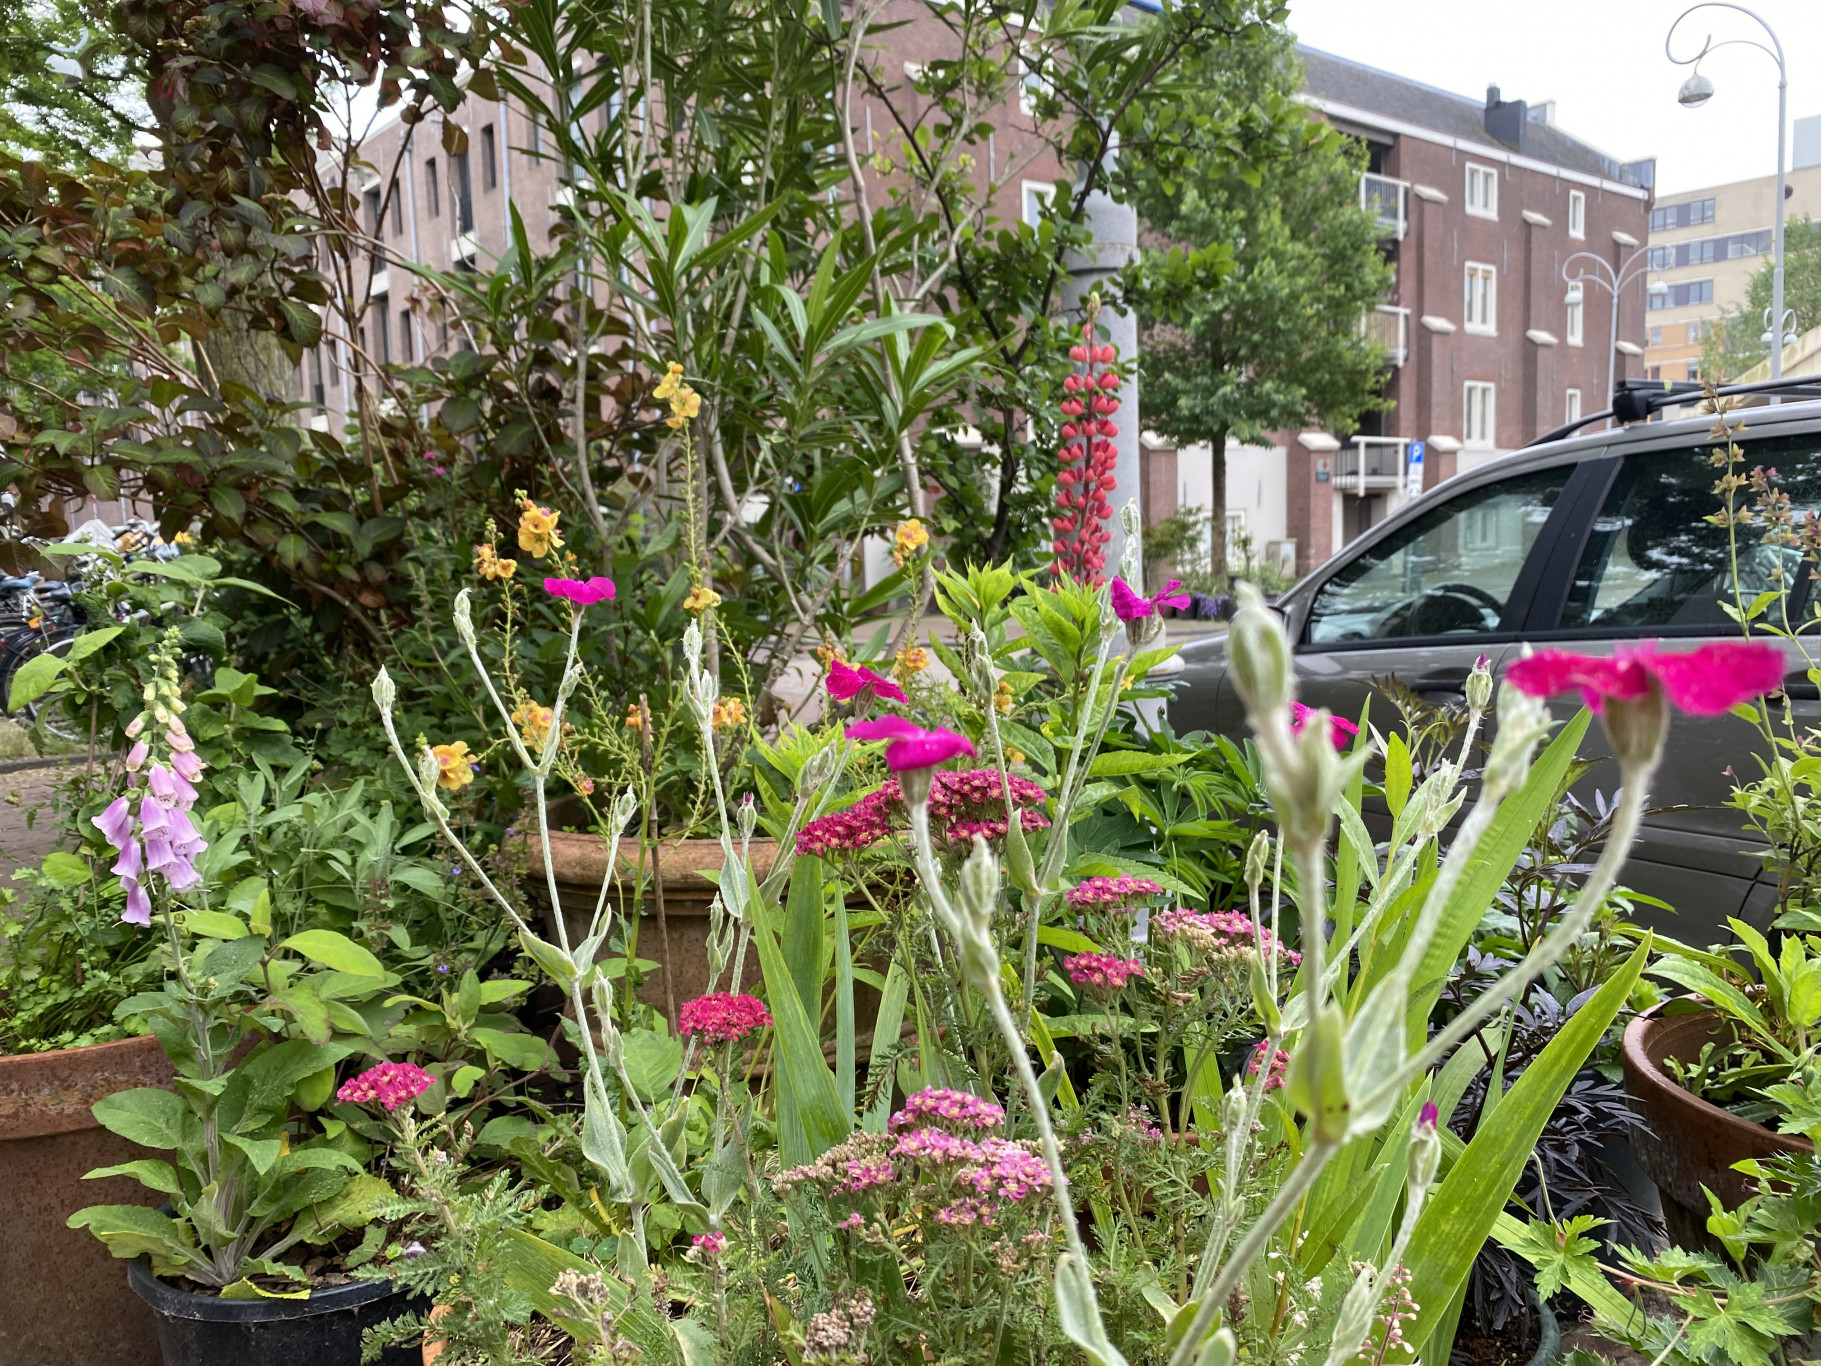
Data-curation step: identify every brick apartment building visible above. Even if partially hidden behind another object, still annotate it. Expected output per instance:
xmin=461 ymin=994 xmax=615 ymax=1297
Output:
xmin=1166 ymin=49 xmax=1656 ymax=578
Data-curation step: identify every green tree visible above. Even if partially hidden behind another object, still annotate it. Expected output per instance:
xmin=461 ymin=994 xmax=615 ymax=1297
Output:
xmin=1124 ymin=39 xmax=1392 ymax=584
xmin=1703 ymin=217 xmax=1821 ymax=381
xmin=0 ymin=0 xmax=141 ymax=166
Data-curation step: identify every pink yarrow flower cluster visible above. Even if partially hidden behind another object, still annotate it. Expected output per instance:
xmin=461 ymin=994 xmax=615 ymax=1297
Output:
xmin=337 ymin=1061 xmax=436 ymax=1111
xmin=678 ymin=992 xmax=773 ymax=1044
xmin=795 ymin=769 xmax=1049 ymax=857
xmin=1290 ymin=701 xmax=1359 ymax=752
xmin=94 ymin=711 xmax=209 ymax=927
xmin=1065 ymin=874 xmax=1164 ymax=909
xmin=1053 ymin=323 xmax=1122 ymax=583
xmin=1154 ymin=907 xmax=1301 ymax=966
xmin=1505 ymin=641 xmax=1783 ymax=715
xmin=888 ymin=1087 xmax=1006 ymax=1133
xmin=1064 ymin=952 xmax=1145 ymax=991
xmin=1248 ymin=1041 xmax=1291 ymax=1091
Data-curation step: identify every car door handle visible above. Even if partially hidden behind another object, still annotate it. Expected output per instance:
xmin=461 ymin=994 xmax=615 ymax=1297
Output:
xmin=1408 ymin=673 xmax=1468 ymax=694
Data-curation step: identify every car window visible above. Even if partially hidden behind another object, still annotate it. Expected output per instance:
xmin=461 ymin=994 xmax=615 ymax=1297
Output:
xmin=1305 ymin=468 xmax=1569 ymax=645
xmin=1562 ymin=432 xmax=1821 ymax=633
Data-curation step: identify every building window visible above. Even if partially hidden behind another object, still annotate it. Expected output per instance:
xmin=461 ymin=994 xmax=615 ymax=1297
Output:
xmin=1565 ymin=389 xmax=1582 ymax=425
xmin=1647 ymin=278 xmax=1714 ymax=311
xmin=1464 ymin=381 xmax=1495 ymax=447
xmin=1568 ymin=189 xmax=1585 ymax=239
xmin=425 ymin=159 xmax=440 ymax=218
xmin=372 ymin=296 xmax=390 ymax=365
xmin=1015 ymin=25 xmax=1045 ymax=116
xmin=1649 ymin=197 xmax=1717 ymax=233
xmin=1464 ymin=262 xmax=1496 ymax=334
xmin=481 ymin=124 xmax=498 ymax=190
xmin=363 ymin=187 xmax=382 ymax=238
xmin=1022 ymin=181 xmax=1054 ymax=228
xmin=1465 ymin=162 xmax=1498 ymax=219
xmin=390 ymin=184 xmax=404 ymax=236
xmin=399 ymin=309 xmax=414 ymax=363
xmin=1649 ymin=230 xmax=1769 ymax=271
xmin=1687 ymin=363 xmax=1702 ymax=382
xmin=529 ymin=112 xmax=541 ymax=157
xmin=1649 ymin=325 xmax=1662 ymax=346
xmin=1566 ymin=292 xmax=1583 ymax=347
xmin=1647 ymin=365 xmax=1662 ymax=381
xmin=454 ymin=149 xmax=473 ymax=232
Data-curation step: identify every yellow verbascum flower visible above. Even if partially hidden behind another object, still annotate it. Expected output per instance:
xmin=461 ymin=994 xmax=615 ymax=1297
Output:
xmin=512 ymin=701 xmax=554 ymax=752
xmin=891 ymin=518 xmax=929 ymax=567
xmin=517 ymin=500 xmax=563 ymax=558
xmin=894 ymin=645 xmax=930 ymax=680
xmin=473 ymin=542 xmax=516 ymax=581
xmin=712 ymin=697 xmax=748 ymax=731
xmin=431 ymin=741 xmax=475 ymax=791
xmin=684 ymin=583 xmax=722 ymax=613
xmin=994 ymin=678 xmax=1014 ymax=714
xmin=654 ymin=361 xmax=701 ymax=429
xmin=624 ymin=703 xmax=644 ymax=731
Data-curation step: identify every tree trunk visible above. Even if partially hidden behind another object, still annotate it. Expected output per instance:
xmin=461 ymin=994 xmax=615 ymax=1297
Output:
xmin=198 ymin=309 xmax=297 ymax=407
xmin=1209 ymin=424 xmax=1229 ymax=591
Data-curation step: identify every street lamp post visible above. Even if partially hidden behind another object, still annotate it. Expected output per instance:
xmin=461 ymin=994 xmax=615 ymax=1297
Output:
xmin=1667 ymin=2 xmax=1788 ymax=380
xmin=1564 ymin=247 xmax=1652 ymax=425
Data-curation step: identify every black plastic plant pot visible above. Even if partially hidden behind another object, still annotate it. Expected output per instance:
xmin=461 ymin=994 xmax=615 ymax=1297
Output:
xmin=127 ymin=1258 xmax=423 ymax=1366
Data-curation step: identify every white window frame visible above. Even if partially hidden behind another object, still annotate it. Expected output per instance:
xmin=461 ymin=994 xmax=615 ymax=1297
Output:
xmin=1465 ymin=162 xmax=1498 ymax=220
xmin=1565 ymin=389 xmax=1582 ymax=425
xmin=1012 ymin=22 xmax=1045 ymax=117
xmin=1464 ymin=381 xmax=1496 ymax=448
xmin=1566 ymin=293 xmax=1583 ymax=347
xmin=1464 ymin=262 xmax=1497 ymax=335
xmin=1568 ymin=189 xmax=1586 ymax=240
xmin=1021 ymin=180 xmax=1054 ymax=229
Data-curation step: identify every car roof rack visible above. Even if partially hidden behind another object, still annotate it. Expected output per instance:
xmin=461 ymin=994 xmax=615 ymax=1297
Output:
xmin=1523 ymin=373 xmax=1821 ymax=448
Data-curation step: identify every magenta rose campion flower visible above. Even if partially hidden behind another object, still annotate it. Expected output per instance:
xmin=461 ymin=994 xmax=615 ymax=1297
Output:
xmin=1505 ymin=641 xmax=1783 ymax=715
xmin=826 ymin=658 xmax=907 ymax=704
xmin=1290 ymin=700 xmax=1359 ymax=752
xmin=543 ymin=576 xmax=616 ymax=606
xmin=1110 ymin=577 xmax=1191 ymax=621
xmin=846 ymin=716 xmax=976 ymax=771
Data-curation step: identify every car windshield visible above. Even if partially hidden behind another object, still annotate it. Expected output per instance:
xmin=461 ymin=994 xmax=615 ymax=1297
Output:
xmin=1305 ymin=468 xmax=1568 ymax=645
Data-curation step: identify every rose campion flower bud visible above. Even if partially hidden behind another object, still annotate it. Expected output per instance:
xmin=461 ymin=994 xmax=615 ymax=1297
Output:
xmin=371 ymin=666 xmax=397 ymax=712
xmin=1465 ymin=653 xmax=1493 ymax=714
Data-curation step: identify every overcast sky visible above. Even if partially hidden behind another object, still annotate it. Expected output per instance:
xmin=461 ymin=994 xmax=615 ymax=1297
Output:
xmin=1285 ymin=0 xmax=1821 ymax=197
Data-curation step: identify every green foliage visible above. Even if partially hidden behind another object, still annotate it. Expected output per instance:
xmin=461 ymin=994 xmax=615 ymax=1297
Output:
xmin=1125 ymin=35 xmax=1394 ymax=581
xmin=1702 ymin=217 xmax=1821 ymax=381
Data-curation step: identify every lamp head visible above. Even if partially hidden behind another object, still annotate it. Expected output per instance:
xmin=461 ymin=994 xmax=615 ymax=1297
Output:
xmin=1565 ymin=281 xmax=1584 ymax=305
xmin=1678 ymin=71 xmax=1715 ymax=108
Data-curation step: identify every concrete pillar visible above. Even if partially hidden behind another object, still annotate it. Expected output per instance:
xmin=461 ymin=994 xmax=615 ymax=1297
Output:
xmin=1064 ymin=184 xmax=1141 ymax=580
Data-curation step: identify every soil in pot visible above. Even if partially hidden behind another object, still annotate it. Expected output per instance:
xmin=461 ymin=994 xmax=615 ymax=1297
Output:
xmin=0 ymin=1033 xmax=174 ymax=1366
xmin=128 ymin=1259 xmax=425 ymax=1366
xmin=1450 ymin=1288 xmax=1559 ymax=1366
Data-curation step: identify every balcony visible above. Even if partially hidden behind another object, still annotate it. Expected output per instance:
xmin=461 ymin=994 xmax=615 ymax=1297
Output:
xmin=1362 ymin=305 xmax=1409 ymax=367
xmin=1335 ymin=437 xmax=1411 ymax=491
xmin=1359 ymin=173 xmax=1408 ymax=241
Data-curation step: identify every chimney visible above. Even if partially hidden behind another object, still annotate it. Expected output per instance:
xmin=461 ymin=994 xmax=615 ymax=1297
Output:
xmin=1485 ymin=86 xmax=1528 ymax=152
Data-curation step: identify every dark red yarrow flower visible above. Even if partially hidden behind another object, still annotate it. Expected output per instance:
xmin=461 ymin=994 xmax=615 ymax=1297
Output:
xmin=1504 ymin=641 xmax=1783 ymax=715
xmin=679 ymin=992 xmax=773 ymax=1043
xmin=337 ymin=1061 xmax=437 ymax=1111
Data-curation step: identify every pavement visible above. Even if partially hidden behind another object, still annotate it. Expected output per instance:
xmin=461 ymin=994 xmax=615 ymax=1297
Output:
xmin=0 ymin=755 xmax=93 ymax=874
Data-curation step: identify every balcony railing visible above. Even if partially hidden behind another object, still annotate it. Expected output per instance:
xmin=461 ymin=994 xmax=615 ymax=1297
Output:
xmin=1359 ymin=173 xmax=1408 ymax=241
xmin=1335 ymin=437 xmax=1410 ymax=491
xmin=1361 ymin=305 xmax=1409 ymax=367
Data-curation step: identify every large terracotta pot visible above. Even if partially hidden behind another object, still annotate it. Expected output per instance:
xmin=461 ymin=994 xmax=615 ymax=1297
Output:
xmin=1621 ymin=1011 xmax=1811 ymax=1247
xmin=0 ymin=1033 xmax=174 ymax=1366
xmin=531 ymin=834 xmax=778 ymax=1006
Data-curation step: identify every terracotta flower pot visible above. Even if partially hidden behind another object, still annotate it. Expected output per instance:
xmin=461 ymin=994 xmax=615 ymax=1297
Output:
xmin=421 ymin=1303 xmax=451 ymax=1366
xmin=531 ymin=834 xmax=780 ymax=1005
xmin=1620 ymin=1011 xmax=1812 ymax=1247
xmin=0 ymin=1033 xmax=174 ymax=1366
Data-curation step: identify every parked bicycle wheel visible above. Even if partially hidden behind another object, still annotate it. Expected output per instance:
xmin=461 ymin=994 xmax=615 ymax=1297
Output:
xmin=0 ymin=626 xmax=87 ymax=743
